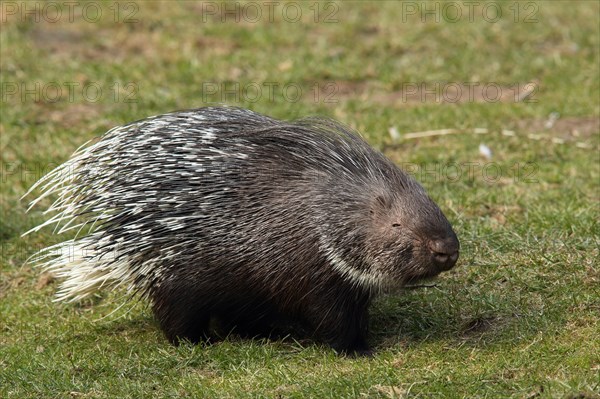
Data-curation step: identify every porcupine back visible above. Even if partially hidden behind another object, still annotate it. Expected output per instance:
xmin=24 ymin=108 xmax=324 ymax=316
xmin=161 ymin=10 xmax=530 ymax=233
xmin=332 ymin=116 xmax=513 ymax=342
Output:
xmin=24 ymin=107 xmax=399 ymax=299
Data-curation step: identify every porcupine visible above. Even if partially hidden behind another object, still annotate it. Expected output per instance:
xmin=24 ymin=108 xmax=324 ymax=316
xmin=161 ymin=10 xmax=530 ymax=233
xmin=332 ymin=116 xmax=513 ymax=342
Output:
xmin=23 ymin=106 xmax=459 ymax=354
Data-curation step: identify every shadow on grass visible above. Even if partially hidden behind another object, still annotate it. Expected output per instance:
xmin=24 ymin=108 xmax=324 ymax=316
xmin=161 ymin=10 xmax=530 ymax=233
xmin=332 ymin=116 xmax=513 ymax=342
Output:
xmin=48 ymin=282 xmax=530 ymax=356
xmin=368 ymin=286 xmax=523 ymax=351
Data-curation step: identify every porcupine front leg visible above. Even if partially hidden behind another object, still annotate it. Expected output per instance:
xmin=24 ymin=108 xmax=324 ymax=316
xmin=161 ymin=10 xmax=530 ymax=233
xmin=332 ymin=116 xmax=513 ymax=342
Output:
xmin=312 ymin=302 xmax=371 ymax=355
xmin=303 ymin=282 xmax=372 ymax=355
xmin=150 ymin=277 xmax=212 ymax=344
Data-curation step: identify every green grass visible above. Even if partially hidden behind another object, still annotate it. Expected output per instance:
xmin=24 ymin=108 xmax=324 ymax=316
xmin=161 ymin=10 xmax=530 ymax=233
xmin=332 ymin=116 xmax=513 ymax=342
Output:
xmin=1 ymin=1 xmax=599 ymax=398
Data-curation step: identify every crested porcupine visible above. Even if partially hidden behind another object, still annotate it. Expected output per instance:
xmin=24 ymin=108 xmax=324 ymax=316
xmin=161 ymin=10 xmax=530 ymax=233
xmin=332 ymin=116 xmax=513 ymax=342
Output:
xmin=23 ymin=106 xmax=459 ymax=354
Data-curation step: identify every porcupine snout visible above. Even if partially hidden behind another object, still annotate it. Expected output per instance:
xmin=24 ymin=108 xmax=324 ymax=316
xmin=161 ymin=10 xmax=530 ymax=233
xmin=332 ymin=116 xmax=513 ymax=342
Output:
xmin=428 ymin=233 xmax=459 ymax=272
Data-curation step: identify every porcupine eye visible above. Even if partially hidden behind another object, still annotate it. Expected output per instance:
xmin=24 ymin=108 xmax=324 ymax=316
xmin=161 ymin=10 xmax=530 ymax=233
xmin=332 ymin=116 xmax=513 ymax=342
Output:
xmin=392 ymin=223 xmax=401 ymax=228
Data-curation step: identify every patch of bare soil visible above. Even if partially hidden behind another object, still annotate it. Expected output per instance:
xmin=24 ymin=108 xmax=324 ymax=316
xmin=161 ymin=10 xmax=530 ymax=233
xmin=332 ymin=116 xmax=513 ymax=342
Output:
xmin=29 ymin=23 xmax=169 ymax=61
xmin=194 ymin=36 xmax=239 ymax=56
xmin=29 ymin=24 xmax=99 ymax=60
xmin=33 ymin=103 xmax=104 ymax=129
xmin=36 ymin=272 xmax=55 ymax=290
xmin=374 ymin=82 xmax=538 ymax=106
xmin=314 ymin=80 xmax=539 ymax=107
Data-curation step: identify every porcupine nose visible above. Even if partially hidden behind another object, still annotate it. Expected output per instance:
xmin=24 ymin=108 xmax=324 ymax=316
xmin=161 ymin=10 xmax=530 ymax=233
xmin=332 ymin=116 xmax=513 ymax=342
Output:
xmin=429 ymin=234 xmax=459 ymax=271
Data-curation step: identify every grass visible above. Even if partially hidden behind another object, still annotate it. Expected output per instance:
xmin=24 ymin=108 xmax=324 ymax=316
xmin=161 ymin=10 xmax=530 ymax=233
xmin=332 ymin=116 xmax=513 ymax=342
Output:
xmin=1 ymin=1 xmax=599 ymax=398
